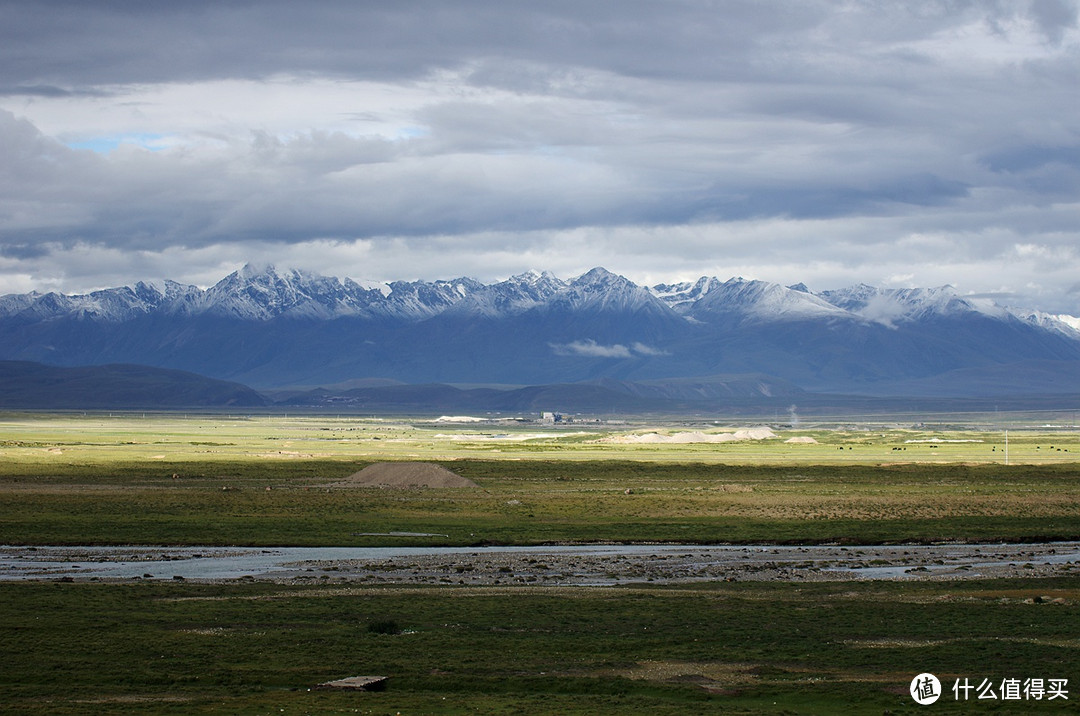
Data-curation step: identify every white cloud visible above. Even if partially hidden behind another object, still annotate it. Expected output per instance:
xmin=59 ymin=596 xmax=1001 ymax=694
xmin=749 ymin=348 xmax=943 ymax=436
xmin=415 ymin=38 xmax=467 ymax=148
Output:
xmin=550 ymin=340 xmax=633 ymax=359
xmin=549 ymin=340 xmax=669 ymax=359
xmin=630 ymin=342 xmax=670 ymax=356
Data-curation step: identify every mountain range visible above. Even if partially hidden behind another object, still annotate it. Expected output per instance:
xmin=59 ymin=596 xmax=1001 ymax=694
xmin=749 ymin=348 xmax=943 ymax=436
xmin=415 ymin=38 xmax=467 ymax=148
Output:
xmin=2 ymin=264 xmax=1079 ymax=402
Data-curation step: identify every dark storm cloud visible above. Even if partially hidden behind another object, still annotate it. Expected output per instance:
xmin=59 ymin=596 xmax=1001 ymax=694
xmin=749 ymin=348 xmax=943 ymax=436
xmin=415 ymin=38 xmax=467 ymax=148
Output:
xmin=985 ymin=146 xmax=1080 ymax=172
xmin=1025 ymin=0 xmax=1078 ymax=42
xmin=0 ymin=0 xmax=808 ymax=87
xmin=0 ymin=85 xmax=113 ymax=98
xmin=14 ymin=1 xmax=1068 ymax=95
xmin=0 ymin=242 xmax=51 ymax=260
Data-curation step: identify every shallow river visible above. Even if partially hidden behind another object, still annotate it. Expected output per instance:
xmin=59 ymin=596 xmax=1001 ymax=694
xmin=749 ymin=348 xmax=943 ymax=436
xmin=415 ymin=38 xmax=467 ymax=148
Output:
xmin=2 ymin=542 xmax=1078 ymax=585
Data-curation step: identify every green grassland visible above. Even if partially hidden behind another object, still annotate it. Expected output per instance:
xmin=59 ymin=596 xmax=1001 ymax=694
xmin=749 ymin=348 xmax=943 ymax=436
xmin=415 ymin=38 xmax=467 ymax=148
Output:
xmin=3 ymin=458 xmax=1080 ymax=546
xmin=2 ymin=413 xmax=1079 ymax=714
xmin=2 ymin=578 xmax=1078 ymax=715
xmin=1 ymin=413 xmax=1079 ymax=546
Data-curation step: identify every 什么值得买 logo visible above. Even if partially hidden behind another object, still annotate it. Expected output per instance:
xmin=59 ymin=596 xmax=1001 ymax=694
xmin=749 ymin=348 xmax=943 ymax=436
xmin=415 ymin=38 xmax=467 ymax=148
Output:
xmin=910 ymin=673 xmax=1069 ymax=704
xmin=910 ymin=673 xmax=941 ymax=705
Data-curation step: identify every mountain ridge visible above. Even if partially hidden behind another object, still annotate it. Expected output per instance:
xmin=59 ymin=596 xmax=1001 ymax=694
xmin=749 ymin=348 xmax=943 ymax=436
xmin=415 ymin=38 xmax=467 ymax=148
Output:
xmin=2 ymin=264 xmax=1079 ymax=394
xmin=4 ymin=263 xmax=1077 ymax=331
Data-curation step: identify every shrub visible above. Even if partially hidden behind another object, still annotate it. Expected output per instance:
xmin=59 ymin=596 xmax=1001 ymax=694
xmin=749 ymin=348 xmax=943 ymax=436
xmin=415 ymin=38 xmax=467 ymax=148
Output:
xmin=367 ymin=618 xmax=401 ymax=635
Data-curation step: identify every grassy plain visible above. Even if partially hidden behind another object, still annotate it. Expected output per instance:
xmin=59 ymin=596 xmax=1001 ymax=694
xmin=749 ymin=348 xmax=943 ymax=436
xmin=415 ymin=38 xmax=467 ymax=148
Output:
xmin=2 ymin=411 xmax=1078 ymax=465
xmin=1 ymin=412 xmax=1079 ymax=546
xmin=1 ymin=412 xmax=1079 ymax=713
xmin=3 ymin=578 xmax=1079 ymax=715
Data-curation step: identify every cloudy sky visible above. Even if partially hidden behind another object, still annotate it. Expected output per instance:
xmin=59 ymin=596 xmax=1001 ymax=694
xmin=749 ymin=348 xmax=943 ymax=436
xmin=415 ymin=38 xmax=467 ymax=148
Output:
xmin=1 ymin=0 xmax=1079 ymax=312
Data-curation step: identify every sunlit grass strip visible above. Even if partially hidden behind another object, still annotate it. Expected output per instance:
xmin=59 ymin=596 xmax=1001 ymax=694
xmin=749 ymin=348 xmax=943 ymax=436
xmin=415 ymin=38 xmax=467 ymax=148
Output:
xmin=2 ymin=412 xmax=1079 ymax=465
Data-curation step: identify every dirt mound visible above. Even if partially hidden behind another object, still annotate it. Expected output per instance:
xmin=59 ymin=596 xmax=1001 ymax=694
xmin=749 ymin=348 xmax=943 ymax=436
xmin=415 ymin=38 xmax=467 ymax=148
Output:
xmin=338 ymin=462 xmax=479 ymax=488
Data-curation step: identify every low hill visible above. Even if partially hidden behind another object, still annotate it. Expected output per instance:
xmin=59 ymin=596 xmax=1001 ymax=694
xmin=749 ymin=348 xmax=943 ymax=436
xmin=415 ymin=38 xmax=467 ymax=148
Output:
xmin=0 ymin=361 xmax=267 ymax=409
xmin=271 ymin=378 xmax=1080 ymax=416
xmin=274 ymin=381 xmax=687 ymax=414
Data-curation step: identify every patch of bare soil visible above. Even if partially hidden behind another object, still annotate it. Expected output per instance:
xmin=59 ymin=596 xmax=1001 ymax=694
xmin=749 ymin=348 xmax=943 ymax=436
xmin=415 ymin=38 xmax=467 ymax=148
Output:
xmin=332 ymin=462 xmax=479 ymax=488
xmin=589 ymin=659 xmax=758 ymax=694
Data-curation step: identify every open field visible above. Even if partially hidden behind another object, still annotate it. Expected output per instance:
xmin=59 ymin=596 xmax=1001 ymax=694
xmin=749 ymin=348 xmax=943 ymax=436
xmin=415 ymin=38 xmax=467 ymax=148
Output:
xmin=2 ymin=412 xmax=1079 ymax=713
xmin=4 ymin=457 xmax=1080 ymax=546
xmin=1 ymin=411 xmax=1079 ymax=465
xmin=1 ymin=413 xmax=1079 ymax=546
xmin=2 ymin=578 xmax=1078 ymax=715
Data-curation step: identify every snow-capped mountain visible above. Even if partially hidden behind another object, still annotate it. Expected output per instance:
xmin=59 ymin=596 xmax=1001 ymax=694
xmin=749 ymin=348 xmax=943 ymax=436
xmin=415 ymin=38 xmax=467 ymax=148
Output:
xmin=0 ymin=280 xmax=200 ymax=322
xmin=199 ymin=264 xmax=386 ymax=320
xmin=1055 ymin=314 xmax=1080 ymax=332
xmin=650 ymin=276 xmax=721 ymax=311
xmin=448 ymin=271 xmax=567 ymax=317
xmin=814 ymin=284 xmax=1080 ymax=340
xmin=678 ymin=277 xmax=852 ymax=325
xmin=1 ymin=264 xmax=1079 ymax=394
xmin=818 ymin=285 xmax=996 ymax=326
xmin=548 ymin=267 xmax=671 ymax=316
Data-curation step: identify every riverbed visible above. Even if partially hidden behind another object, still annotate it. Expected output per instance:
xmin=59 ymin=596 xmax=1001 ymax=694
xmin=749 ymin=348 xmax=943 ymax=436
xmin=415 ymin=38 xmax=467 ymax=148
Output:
xmin=2 ymin=542 xmax=1078 ymax=585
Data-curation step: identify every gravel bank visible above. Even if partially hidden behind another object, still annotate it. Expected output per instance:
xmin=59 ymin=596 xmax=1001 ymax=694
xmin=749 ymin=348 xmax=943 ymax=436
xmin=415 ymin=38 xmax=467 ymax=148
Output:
xmin=3 ymin=543 xmax=1077 ymax=586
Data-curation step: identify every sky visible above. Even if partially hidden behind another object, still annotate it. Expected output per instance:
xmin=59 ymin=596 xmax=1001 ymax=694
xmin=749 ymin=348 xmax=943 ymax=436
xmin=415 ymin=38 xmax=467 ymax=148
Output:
xmin=1 ymin=0 xmax=1079 ymax=313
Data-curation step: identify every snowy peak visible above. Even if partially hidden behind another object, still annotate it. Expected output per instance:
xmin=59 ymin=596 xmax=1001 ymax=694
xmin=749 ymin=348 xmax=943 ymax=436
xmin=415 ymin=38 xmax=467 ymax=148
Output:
xmin=0 ymin=281 xmax=187 ymax=323
xmin=206 ymin=264 xmax=313 ymax=319
xmin=817 ymin=285 xmax=996 ymax=326
xmin=204 ymin=264 xmax=385 ymax=319
xmin=650 ymin=277 xmax=723 ymax=312
xmin=551 ymin=267 xmax=673 ymax=315
xmin=509 ymin=270 xmax=566 ymax=298
xmin=1007 ymin=309 xmax=1080 ymax=340
xmin=1056 ymin=314 xmax=1080 ymax=332
xmin=650 ymin=276 xmax=853 ymax=324
xmin=572 ymin=267 xmax=625 ymax=287
xmin=676 ymin=277 xmax=852 ymax=324
xmin=79 ymin=285 xmax=165 ymax=320
xmin=383 ymin=276 xmax=485 ymax=319
xmin=450 ymin=271 xmax=567 ymax=316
